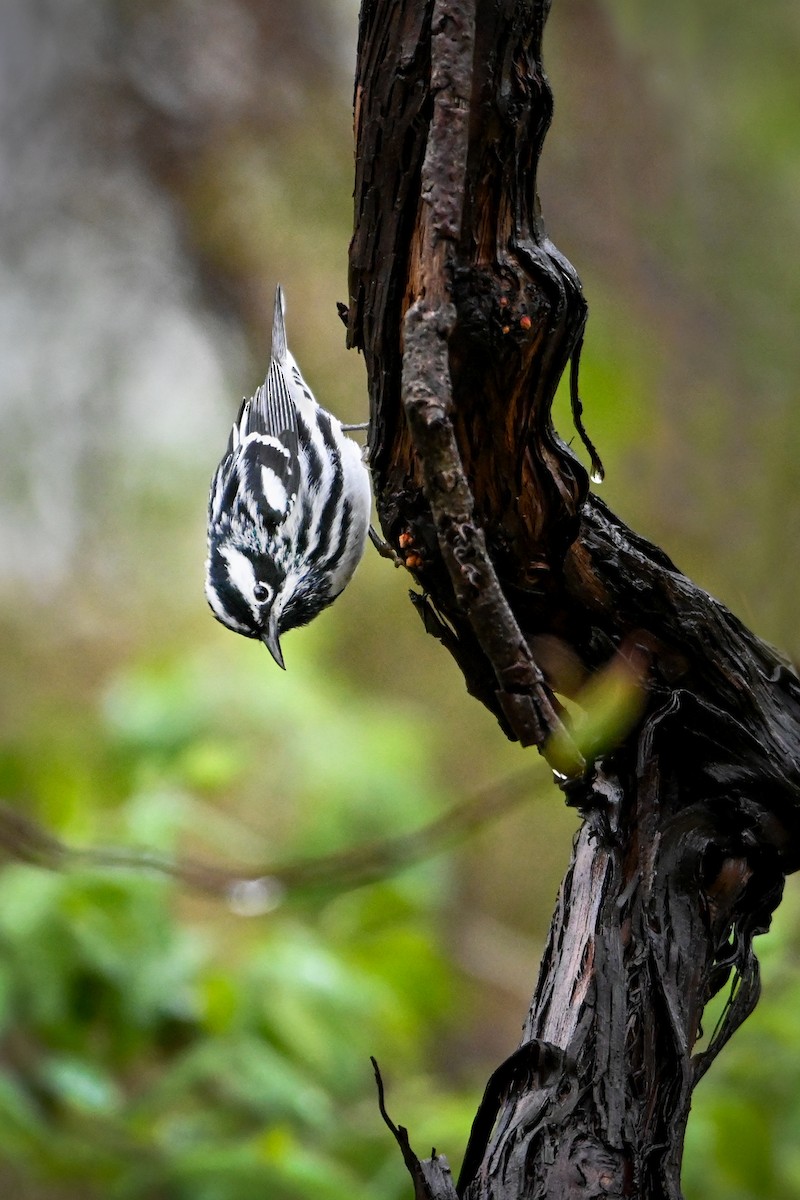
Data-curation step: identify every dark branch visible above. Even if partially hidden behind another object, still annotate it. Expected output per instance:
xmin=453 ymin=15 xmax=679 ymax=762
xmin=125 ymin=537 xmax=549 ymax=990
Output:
xmin=349 ymin=0 xmax=800 ymax=1197
xmin=394 ymin=0 xmax=584 ymax=765
xmin=0 ymin=769 xmax=534 ymax=902
xmin=372 ymin=1057 xmax=460 ymax=1200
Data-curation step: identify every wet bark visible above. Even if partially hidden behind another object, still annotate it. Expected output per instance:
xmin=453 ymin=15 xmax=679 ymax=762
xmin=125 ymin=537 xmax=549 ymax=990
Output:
xmin=347 ymin=1 xmax=800 ymax=1197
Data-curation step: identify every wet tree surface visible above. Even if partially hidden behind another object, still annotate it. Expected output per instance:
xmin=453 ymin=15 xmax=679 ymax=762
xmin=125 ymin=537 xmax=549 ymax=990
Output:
xmin=346 ymin=1 xmax=800 ymax=1197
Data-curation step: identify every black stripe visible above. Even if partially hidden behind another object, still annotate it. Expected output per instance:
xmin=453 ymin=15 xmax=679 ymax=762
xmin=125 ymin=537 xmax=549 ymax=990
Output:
xmin=297 ymin=414 xmax=323 ymax=489
xmin=312 ymin=430 xmax=344 ymax=559
xmin=316 ymin=411 xmax=338 ymax=455
xmin=294 ymin=494 xmax=314 ymax=559
xmin=319 ymin=499 xmax=353 ymax=575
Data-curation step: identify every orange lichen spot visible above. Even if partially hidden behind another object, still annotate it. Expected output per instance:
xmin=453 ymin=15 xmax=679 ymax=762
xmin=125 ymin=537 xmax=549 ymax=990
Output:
xmin=501 ymin=325 xmax=510 ymax=335
xmin=405 ymin=554 xmax=423 ymax=570
xmin=520 ymin=315 xmax=532 ymax=330
xmin=398 ymin=531 xmax=414 ymax=549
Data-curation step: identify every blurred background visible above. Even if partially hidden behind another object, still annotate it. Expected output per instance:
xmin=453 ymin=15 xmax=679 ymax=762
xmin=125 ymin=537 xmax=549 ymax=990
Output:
xmin=0 ymin=0 xmax=798 ymax=1196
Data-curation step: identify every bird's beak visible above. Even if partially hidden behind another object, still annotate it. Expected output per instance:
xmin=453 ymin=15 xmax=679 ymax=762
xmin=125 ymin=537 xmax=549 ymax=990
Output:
xmin=261 ymin=617 xmax=285 ymax=670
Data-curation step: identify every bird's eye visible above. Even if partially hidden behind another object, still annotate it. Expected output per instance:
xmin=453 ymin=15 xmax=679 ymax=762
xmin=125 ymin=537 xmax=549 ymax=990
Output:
xmin=253 ymin=582 xmax=272 ymax=604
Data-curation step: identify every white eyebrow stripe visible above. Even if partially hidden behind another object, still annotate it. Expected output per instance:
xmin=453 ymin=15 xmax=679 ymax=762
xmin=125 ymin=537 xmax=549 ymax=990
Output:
xmin=205 ymin=573 xmax=251 ymax=632
xmin=220 ymin=545 xmax=259 ymax=619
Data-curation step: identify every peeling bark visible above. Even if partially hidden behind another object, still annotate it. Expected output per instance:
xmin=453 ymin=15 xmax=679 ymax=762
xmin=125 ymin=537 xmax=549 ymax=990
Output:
xmin=348 ymin=1 xmax=800 ymax=1196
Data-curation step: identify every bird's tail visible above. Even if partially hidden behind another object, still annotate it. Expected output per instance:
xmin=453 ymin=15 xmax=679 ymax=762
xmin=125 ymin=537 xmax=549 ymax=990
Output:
xmin=271 ymin=285 xmax=288 ymax=362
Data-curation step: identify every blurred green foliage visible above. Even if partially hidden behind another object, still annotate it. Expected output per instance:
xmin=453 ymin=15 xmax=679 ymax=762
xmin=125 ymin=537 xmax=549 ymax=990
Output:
xmin=0 ymin=0 xmax=798 ymax=1196
xmin=0 ymin=646 xmax=484 ymax=1199
xmin=684 ymin=881 xmax=800 ymax=1200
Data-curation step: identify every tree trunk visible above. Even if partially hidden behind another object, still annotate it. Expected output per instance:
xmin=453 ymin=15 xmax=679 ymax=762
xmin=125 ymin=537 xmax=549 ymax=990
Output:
xmin=347 ymin=1 xmax=800 ymax=1196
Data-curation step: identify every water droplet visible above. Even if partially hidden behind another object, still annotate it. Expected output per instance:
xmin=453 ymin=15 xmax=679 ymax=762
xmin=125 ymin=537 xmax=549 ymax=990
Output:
xmin=590 ymin=468 xmax=604 ymax=484
xmin=227 ymin=876 xmax=285 ymax=917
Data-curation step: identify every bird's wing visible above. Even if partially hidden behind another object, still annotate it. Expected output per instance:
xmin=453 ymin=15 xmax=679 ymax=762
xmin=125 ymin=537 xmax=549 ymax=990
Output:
xmin=228 ymin=352 xmax=299 ymax=529
xmin=210 ymin=285 xmax=302 ymax=531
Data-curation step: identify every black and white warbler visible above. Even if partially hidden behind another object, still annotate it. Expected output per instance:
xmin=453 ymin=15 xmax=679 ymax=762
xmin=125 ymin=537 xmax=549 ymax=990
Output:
xmin=205 ymin=286 xmax=371 ymax=669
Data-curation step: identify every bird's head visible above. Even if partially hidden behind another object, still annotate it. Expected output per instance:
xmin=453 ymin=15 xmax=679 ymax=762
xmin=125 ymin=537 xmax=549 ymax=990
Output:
xmin=205 ymin=535 xmax=288 ymax=669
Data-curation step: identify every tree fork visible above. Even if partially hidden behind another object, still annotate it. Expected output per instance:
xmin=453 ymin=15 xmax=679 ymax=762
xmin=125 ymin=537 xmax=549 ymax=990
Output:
xmin=347 ymin=1 xmax=800 ymax=1196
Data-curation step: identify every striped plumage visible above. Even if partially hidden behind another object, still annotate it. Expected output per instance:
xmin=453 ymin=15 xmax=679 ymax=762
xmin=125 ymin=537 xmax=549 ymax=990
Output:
xmin=205 ymin=286 xmax=371 ymax=668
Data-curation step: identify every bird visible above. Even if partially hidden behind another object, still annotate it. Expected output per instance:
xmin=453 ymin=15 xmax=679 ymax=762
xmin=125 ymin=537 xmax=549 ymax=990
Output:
xmin=205 ymin=285 xmax=372 ymax=669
